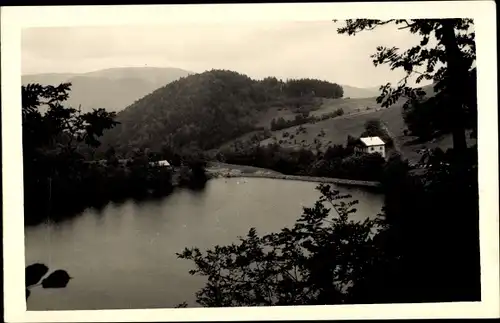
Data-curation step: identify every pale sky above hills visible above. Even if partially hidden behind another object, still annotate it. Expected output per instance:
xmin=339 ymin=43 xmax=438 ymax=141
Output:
xmin=22 ymin=21 xmax=430 ymax=88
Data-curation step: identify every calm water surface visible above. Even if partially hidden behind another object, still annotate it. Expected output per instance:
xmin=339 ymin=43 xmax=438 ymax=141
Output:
xmin=25 ymin=177 xmax=383 ymax=310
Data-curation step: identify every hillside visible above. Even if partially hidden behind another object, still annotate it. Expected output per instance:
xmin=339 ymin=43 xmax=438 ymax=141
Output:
xmin=341 ymin=85 xmax=380 ymax=99
xmin=217 ymin=81 xmax=471 ymax=165
xmin=259 ymin=100 xmax=404 ymax=148
xmin=99 ymin=70 xmax=346 ymax=154
xmin=71 ymin=68 xmax=447 ymax=164
xmin=22 ymin=67 xmax=192 ymax=113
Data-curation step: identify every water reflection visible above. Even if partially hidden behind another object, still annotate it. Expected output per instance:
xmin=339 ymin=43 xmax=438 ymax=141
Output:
xmin=25 ymin=177 xmax=383 ymax=310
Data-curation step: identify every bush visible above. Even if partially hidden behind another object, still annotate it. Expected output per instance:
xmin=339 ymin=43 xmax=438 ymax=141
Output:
xmin=360 ymin=119 xmax=393 ymax=147
xmin=177 ymin=184 xmax=385 ymax=306
xmin=335 ymin=108 xmax=344 ymax=116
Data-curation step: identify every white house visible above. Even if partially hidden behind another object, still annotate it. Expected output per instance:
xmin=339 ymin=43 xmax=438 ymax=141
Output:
xmin=149 ymin=160 xmax=172 ymax=167
xmin=354 ymin=136 xmax=386 ymax=159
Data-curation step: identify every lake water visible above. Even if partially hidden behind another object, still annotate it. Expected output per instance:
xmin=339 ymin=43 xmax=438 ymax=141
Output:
xmin=25 ymin=177 xmax=384 ymax=310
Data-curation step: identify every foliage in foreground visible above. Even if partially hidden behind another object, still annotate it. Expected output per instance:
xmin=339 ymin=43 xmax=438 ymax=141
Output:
xmin=177 ymin=184 xmax=386 ymax=306
xmin=22 ymin=83 xmax=207 ymax=225
xmin=25 ymin=263 xmax=71 ymax=300
xmin=178 ymin=144 xmax=480 ymax=306
xmin=335 ymin=19 xmax=476 ymax=150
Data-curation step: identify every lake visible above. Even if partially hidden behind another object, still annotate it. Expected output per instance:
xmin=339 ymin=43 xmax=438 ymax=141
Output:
xmin=25 ymin=177 xmax=384 ymax=310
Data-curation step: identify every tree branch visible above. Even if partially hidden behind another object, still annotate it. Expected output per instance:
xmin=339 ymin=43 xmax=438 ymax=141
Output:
xmin=397 ymin=20 xmax=418 ymax=30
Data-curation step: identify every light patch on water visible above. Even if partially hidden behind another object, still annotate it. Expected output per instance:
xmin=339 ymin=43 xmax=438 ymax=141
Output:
xmin=25 ymin=177 xmax=383 ymax=310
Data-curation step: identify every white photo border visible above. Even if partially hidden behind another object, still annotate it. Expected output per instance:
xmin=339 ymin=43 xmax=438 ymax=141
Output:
xmin=2 ymin=1 xmax=499 ymax=321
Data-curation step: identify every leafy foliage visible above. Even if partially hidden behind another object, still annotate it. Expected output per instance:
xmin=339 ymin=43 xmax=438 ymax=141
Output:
xmin=177 ymin=19 xmax=480 ymax=307
xmin=180 ymin=143 xmax=480 ymax=306
xmin=311 ymin=149 xmax=386 ymax=181
xmin=376 ymin=146 xmax=480 ymax=303
xmin=41 ymin=270 xmax=72 ymax=288
xmin=22 ymin=83 xmax=123 ymax=224
xmin=402 ymin=68 xmax=477 ymax=140
xmin=25 ymin=263 xmax=49 ymax=287
xmin=218 ymin=142 xmax=385 ymax=182
xmin=22 ymin=83 xmax=119 ymax=154
xmin=177 ymin=184 xmax=385 ymax=306
xmin=359 ymin=119 xmax=393 ymax=147
xmin=25 ymin=264 xmax=71 ymax=300
xmin=22 ymin=83 xmax=205 ymax=225
xmin=335 ymin=19 xmax=476 ymax=149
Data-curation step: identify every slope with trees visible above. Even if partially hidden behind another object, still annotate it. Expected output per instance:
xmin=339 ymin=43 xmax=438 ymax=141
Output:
xmin=99 ymin=70 xmax=345 ymax=156
xmin=176 ymin=18 xmax=480 ymax=306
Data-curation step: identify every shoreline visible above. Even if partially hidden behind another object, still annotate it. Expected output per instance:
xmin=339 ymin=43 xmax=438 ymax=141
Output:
xmin=205 ymin=163 xmax=381 ymax=188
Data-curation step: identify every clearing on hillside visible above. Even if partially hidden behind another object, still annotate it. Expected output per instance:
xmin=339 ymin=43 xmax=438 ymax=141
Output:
xmin=260 ymin=101 xmax=405 ymax=151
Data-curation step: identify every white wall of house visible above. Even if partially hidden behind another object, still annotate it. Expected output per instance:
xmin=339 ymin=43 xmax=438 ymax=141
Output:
xmin=366 ymin=144 xmax=386 ymax=159
xmin=149 ymin=160 xmax=172 ymax=167
xmin=355 ymin=144 xmax=386 ymax=159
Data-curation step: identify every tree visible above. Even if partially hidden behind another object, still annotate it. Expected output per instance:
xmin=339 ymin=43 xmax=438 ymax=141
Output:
xmin=346 ymin=135 xmax=358 ymax=147
xmin=22 ymin=83 xmax=119 ymax=155
xmin=360 ymin=119 xmax=393 ymax=147
xmin=22 ymin=83 xmax=120 ymax=224
xmin=179 ymin=143 xmax=480 ymax=306
xmin=335 ymin=19 xmax=476 ymax=154
xmin=334 ymin=19 xmax=480 ymax=302
xmin=363 ymin=119 xmax=383 ymax=134
xmin=177 ymin=184 xmax=386 ymax=306
xmin=104 ymin=146 xmax=120 ymax=167
xmin=176 ymin=20 xmax=480 ymax=307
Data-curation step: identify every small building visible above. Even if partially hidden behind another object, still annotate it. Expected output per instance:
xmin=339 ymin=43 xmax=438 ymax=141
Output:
xmin=149 ymin=160 xmax=172 ymax=168
xmin=158 ymin=160 xmax=171 ymax=167
xmin=354 ymin=136 xmax=386 ymax=159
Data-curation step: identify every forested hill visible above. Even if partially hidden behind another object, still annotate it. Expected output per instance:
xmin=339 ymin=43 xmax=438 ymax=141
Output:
xmin=99 ymin=69 xmax=344 ymax=154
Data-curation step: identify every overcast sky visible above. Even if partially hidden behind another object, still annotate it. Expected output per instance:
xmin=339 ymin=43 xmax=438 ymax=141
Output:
xmin=22 ymin=21 xmax=425 ymax=88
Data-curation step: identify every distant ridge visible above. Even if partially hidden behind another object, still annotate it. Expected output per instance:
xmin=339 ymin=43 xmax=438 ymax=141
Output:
xmin=22 ymin=66 xmax=436 ymax=113
xmin=22 ymin=67 xmax=193 ymax=113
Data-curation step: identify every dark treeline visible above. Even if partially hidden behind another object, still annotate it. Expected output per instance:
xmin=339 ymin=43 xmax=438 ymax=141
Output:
xmin=22 ymin=83 xmax=207 ymax=226
xmin=218 ymin=118 xmax=389 ymax=181
xmin=99 ymin=70 xmax=344 ymax=155
xmin=252 ymin=76 xmax=344 ymax=104
xmin=217 ymin=141 xmax=386 ymax=182
xmin=403 ymin=68 xmax=477 ymax=142
xmin=368 ymin=145 xmax=479 ymax=303
xmin=282 ymin=78 xmax=344 ymax=98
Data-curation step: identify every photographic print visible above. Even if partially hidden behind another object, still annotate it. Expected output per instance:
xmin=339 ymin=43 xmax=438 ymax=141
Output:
xmin=2 ymin=2 xmax=499 ymax=321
